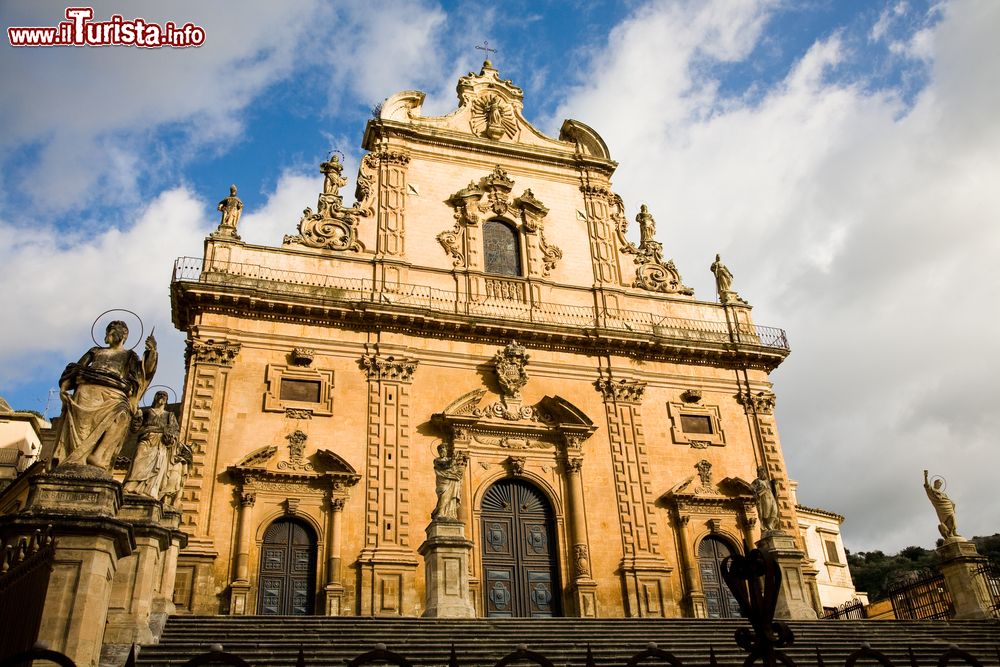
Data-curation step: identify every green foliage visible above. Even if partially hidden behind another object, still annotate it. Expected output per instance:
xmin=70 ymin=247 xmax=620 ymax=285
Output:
xmin=848 ymin=534 xmax=1000 ymax=601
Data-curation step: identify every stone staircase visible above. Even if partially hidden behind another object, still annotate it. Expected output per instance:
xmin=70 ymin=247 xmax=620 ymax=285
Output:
xmin=138 ymin=617 xmax=1000 ymax=667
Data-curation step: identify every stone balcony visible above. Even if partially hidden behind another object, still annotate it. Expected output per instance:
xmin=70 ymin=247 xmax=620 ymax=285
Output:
xmin=171 ymin=255 xmax=789 ymax=369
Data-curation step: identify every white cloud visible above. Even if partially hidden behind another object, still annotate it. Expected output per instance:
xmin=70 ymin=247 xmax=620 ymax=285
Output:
xmin=552 ymin=0 xmax=1000 ymax=550
xmin=0 ymin=187 xmax=211 ymax=403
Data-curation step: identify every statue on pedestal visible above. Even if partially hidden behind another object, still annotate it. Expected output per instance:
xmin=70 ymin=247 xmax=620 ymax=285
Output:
xmin=752 ymin=465 xmax=780 ymax=533
xmin=214 ymin=184 xmax=243 ymax=239
xmin=710 ymin=254 xmax=747 ymax=305
xmin=53 ymin=321 xmax=157 ymax=470
xmin=924 ymin=470 xmax=960 ymax=539
xmin=432 ymin=444 xmax=468 ymax=521
xmin=123 ymin=391 xmax=178 ymax=497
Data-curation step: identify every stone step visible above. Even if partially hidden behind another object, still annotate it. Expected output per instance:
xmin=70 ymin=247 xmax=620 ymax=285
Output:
xmin=138 ymin=618 xmax=1000 ymax=667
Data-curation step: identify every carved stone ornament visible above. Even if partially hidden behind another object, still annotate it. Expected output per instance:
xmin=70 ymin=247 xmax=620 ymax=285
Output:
xmin=619 ymin=204 xmax=694 ymax=296
xmin=279 ymin=430 xmax=311 ymax=472
xmin=441 ymin=168 xmax=562 ymax=276
xmin=594 ymin=378 xmax=647 ymax=404
xmin=574 ymin=544 xmax=592 ymax=577
xmin=493 ymin=341 xmax=530 ymax=399
xmin=680 ymin=389 xmax=702 ymax=403
xmin=695 ymin=459 xmax=719 ymax=495
xmin=239 ymin=490 xmax=256 ymax=507
xmin=471 ymin=94 xmax=518 ymax=140
xmin=290 ymin=348 xmax=315 ymax=366
xmin=283 ymin=155 xmax=370 ymax=252
xmin=359 ymin=354 xmax=418 ymax=382
xmin=689 ymin=440 xmax=710 ymax=450
xmin=285 ymin=408 xmax=313 ymax=420
xmin=736 ymin=390 xmax=777 ymax=415
xmin=188 ymin=339 xmax=241 ymax=367
xmin=507 ymin=456 xmax=526 ymax=476
xmin=566 ymin=458 xmax=583 ymax=474
xmin=457 ymin=60 xmax=524 ymax=141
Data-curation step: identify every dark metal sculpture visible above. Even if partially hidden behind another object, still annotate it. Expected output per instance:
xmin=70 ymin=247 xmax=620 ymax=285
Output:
xmin=721 ymin=548 xmax=796 ymax=667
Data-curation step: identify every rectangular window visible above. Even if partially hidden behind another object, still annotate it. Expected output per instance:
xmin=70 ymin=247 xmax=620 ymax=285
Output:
xmin=280 ymin=378 xmax=321 ymax=403
xmin=680 ymin=414 xmax=713 ymax=434
xmin=824 ymin=539 xmax=841 ymax=564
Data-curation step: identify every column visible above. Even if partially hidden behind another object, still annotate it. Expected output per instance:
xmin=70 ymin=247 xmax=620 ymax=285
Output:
xmin=675 ymin=514 xmax=705 ymax=618
xmin=229 ymin=490 xmax=255 ymax=615
xmin=323 ymin=496 xmax=346 ymax=615
xmin=564 ymin=456 xmax=598 ymax=617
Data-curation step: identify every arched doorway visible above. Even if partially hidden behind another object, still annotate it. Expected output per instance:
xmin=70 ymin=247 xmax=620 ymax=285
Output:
xmin=257 ymin=517 xmax=317 ymax=615
xmin=480 ymin=478 xmax=561 ymax=617
xmin=698 ymin=536 xmax=742 ymax=618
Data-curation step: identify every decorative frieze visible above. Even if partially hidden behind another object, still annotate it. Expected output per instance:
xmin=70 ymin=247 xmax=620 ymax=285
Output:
xmin=359 ymin=354 xmax=419 ymax=382
xmin=188 ymin=339 xmax=241 ymax=367
xmin=594 ymin=378 xmax=646 ymax=404
xmin=736 ymin=390 xmax=777 ymax=415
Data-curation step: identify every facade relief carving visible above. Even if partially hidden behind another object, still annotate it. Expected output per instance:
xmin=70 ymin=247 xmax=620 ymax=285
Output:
xmin=457 ymin=60 xmax=524 ymax=142
xmin=284 ymin=155 xmax=370 ymax=252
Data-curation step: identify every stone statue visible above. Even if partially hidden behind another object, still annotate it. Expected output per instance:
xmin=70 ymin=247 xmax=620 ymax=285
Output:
xmin=636 ymin=204 xmax=656 ymax=247
xmin=924 ymin=470 xmax=960 ymax=539
xmin=123 ymin=391 xmax=178 ymax=498
xmin=431 ymin=444 xmax=468 ymax=521
xmin=320 ymin=155 xmax=347 ymax=196
xmin=711 ymin=254 xmax=733 ymax=295
xmin=752 ymin=465 xmax=780 ymax=533
xmin=159 ymin=440 xmax=193 ymax=507
xmin=215 ymin=184 xmax=243 ymax=238
xmin=53 ymin=321 xmax=157 ymax=470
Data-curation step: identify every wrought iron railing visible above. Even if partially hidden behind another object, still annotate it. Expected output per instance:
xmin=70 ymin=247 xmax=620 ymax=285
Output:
xmin=823 ymin=598 xmax=867 ymax=619
xmin=0 ymin=526 xmax=55 ymax=660
xmin=173 ymin=257 xmax=789 ymax=352
xmin=972 ymin=561 xmax=1000 ymax=615
xmin=887 ymin=570 xmax=954 ymax=620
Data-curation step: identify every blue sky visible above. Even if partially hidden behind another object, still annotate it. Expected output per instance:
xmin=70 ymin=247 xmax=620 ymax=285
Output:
xmin=2 ymin=0 xmax=997 ymax=554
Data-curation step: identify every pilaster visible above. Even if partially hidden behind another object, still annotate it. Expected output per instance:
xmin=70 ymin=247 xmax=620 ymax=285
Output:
xmin=357 ymin=352 xmax=420 ymax=615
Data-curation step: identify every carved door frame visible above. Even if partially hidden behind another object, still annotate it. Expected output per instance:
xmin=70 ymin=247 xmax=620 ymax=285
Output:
xmin=257 ymin=516 xmax=318 ymax=615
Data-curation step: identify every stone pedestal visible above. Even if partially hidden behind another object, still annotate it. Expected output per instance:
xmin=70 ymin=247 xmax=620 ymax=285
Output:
xmin=101 ymin=496 xmax=187 ymax=666
xmin=756 ymin=532 xmax=818 ymax=620
xmin=0 ymin=468 xmax=134 ymax=667
xmin=937 ymin=538 xmax=998 ymax=619
xmin=418 ymin=519 xmax=475 ymax=618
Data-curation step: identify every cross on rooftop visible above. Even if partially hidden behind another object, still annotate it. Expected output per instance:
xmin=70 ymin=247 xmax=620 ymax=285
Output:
xmin=476 ymin=40 xmax=496 ymax=62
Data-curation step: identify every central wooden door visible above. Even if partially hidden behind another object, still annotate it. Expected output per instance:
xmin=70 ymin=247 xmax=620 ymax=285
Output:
xmin=698 ymin=536 xmax=742 ymax=618
xmin=480 ymin=479 xmax=561 ymax=617
xmin=257 ymin=518 xmax=316 ymax=615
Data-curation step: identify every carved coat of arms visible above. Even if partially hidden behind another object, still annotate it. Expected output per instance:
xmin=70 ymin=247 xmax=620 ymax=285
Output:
xmin=493 ymin=341 xmax=529 ymax=399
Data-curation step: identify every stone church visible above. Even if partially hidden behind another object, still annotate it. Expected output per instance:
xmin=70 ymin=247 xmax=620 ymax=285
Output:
xmin=168 ymin=60 xmax=812 ymax=620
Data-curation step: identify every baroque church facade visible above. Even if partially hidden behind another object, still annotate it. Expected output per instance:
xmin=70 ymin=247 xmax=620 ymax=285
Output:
xmin=169 ymin=61 xmax=813 ymax=620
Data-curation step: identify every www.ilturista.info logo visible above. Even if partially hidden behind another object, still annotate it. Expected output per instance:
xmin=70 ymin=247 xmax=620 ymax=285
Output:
xmin=8 ymin=7 xmax=206 ymax=48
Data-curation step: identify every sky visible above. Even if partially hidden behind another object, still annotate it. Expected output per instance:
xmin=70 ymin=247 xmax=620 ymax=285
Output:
xmin=1 ymin=0 xmax=997 ymax=555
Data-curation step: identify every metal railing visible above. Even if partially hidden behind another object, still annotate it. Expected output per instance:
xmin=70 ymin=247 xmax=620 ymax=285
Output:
xmin=823 ymin=598 xmax=867 ymax=619
xmin=0 ymin=527 xmax=55 ymax=660
xmin=972 ymin=561 xmax=1000 ymax=615
xmin=887 ymin=570 xmax=954 ymax=620
xmin=173 ymin=257 xmax=789 ymax=352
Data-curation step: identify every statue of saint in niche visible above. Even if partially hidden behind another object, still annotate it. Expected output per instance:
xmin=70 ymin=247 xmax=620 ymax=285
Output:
xmin=432 ymin=444 xmax=468 ymax=521
xmin=752 ymin=465 xmax=780 ymax=533
xmin=53 ymin=320 xmax=157 ymax=470
xmin=123 ymin=390 xmax=179 ymax=498
xmin=924 ymin=470 xmax=960 ymax=539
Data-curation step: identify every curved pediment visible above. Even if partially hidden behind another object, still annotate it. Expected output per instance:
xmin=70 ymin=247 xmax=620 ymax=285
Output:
xmin=236 ymin=445 xmax=277 ymax=468
xmin=374 ymin=62 xmax=611 ymax=162
xmin=315 ymin=449 xmax=358 ymax=476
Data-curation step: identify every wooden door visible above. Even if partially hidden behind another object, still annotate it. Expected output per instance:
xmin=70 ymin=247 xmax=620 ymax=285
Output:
xmin=481 ymin=479 xmax=561 ymax=617
xmin=257 ymin=518 xmax=316 ymax=615
xmin=698 ymin=536 xmax=742 ymax=618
